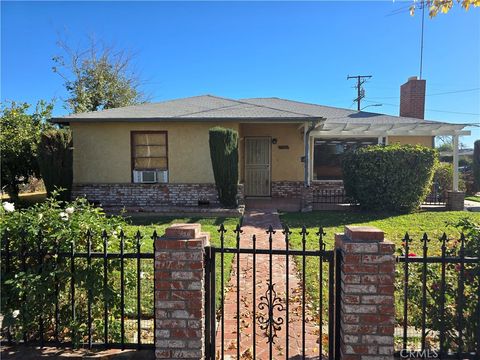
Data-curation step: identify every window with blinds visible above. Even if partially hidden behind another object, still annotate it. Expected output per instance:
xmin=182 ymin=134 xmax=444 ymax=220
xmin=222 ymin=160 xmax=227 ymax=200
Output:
xmin=131 ymin=131 xmax=168 ymax=170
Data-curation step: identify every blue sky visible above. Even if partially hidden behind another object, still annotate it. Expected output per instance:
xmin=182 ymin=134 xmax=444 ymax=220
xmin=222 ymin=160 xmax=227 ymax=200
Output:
xmin=2 ymin=1 xmax=479 ymax=146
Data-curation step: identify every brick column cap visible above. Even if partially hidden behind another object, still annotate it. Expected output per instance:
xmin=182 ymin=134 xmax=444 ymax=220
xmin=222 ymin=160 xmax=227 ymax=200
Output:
xmin=344 ymin=225 xmax=384 ymax=242
xmin=164 ymin=223 xmax=201 ymax=239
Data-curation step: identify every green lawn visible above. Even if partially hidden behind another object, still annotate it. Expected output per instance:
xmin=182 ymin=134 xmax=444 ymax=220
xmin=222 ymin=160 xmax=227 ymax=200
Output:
xmin=280 ymin=210 xmax=480 ymax=255
xmin=124 ymin=210 xmax=480 ymax=317
xmin=466 ymin=195 xmax=480 ymax=203
xmin=122 ymin=215 xmax=241 ymax=315
xmin=279 ymin=210 xmax=480 ymax=347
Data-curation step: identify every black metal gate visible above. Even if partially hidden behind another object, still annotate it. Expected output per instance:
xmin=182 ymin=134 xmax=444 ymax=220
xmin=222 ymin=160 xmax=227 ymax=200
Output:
xmin=204 ymin=224 xmax=341 ymax=360
xmin=394 ymin=232 xmax=480 ymax=359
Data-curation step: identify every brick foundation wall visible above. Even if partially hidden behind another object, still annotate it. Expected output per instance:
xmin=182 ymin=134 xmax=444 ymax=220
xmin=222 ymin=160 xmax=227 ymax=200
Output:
xmin=310 ymin=181 xmax=344 ymax=191
xmin=271 ymin=181 xmax=344 ymax=199
xmin=73 ymin=183 xmax=229 ymax=208
xmin=335 ymin=226 xmax=396 ymax=360
xmin=271 ymin=181 xmax=304 ymax=198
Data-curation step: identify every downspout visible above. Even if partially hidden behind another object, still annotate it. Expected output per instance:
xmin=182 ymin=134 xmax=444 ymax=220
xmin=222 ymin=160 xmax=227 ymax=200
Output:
xmin=453 ymin=134 xmax=459 ymax=191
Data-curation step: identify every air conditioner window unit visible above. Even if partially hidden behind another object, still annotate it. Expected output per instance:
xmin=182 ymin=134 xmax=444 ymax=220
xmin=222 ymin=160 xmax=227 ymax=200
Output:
xmin=156 ymin=170 xmax=168 ymax=183
xmin=133 ymin=170 xmax=168 ymax=183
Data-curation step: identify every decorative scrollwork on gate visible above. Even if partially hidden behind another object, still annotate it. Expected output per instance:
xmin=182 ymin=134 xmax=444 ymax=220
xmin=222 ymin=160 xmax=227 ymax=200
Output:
xmin=257 ymin=282 xmax=285 ymax=344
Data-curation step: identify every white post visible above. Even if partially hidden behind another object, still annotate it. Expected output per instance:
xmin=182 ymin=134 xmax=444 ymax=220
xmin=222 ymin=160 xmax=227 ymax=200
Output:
xmin=453 ymin=134 xmax=459 ymax=191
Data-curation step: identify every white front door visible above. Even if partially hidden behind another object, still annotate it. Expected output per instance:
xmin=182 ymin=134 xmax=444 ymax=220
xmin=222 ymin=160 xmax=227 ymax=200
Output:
xmin=245 ymin=137 xmax=271 ymax=197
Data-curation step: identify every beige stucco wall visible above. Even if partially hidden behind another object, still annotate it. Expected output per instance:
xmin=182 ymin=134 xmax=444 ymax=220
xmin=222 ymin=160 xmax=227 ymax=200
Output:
xmin=71 ymin=122 xmax=239 ymax=183
xmin=71 ymin=121 xmax=432 ymax=185
xmin=388 ymin=136 xmax=434 ymax=147
xmin=239 ymin=123 xmax=305 ymax=182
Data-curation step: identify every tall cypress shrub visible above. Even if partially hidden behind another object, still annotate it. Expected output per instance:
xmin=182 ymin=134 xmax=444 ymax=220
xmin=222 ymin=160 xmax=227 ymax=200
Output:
xmin=473 ymin=140 xmax=480 ymax=193
xmin=37 ymin=128 xmax=73 ymax=201
xmin=208 ymin=127 xmax=239 ymax=207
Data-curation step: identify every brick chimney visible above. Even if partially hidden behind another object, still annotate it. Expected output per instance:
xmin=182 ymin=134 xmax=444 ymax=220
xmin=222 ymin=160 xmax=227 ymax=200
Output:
xmin=400 ymin=76 xmax=426 ymax=119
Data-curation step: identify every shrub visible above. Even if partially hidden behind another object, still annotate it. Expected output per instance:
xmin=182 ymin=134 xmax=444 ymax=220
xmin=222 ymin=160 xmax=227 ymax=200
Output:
xmin=433 ymin=162 xmax=453 ymax=201
xmin=433 ymin=162 xmax=466 ymax=197
xmin=0 ymin=101 xmax=52 ymax=200
xmin=0 ymin=193 xmax=134 ymax=345
xmin=37 ymin=129 xmax=73 ymax=201
xmin=474 ymin=140 xmax=480 ymax=193
xmin=398 ymin=219 xmax=479 ymax=352
xmin=208 ymin=127 xmax=239 ymax=207
xmin=342 ymin=144 xmax=438 ymax=212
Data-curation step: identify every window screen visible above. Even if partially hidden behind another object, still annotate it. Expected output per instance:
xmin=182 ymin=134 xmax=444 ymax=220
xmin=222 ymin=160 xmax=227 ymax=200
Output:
xmin=131 ymin=132 xmax=168 ymax=170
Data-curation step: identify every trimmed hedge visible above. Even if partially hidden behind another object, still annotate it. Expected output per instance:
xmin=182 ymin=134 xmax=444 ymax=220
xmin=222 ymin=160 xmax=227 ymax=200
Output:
xmin=208 ymin=127 xmax=239 ymax=207
xmin=342 ymin=144 xmax=438 ymax=213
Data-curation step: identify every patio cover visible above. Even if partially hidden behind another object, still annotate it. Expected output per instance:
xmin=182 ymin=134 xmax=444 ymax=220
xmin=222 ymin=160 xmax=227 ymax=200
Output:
xmin=306 ymin=119 xmax=472 ymax=191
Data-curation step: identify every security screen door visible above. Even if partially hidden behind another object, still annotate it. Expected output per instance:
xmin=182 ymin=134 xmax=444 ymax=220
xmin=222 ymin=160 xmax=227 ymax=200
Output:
xmin=244 ymin=137 xmax=271 ymax=196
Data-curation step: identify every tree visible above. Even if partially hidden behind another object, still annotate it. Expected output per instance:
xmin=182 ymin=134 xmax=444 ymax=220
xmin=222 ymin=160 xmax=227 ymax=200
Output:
xmin=0 ymin=101 xmax=52 ymax=200
xmin=435 ymin=136 xmax=466 ymax=153
xmin=208 ymin=127 xmax=239 ymax=207
xmin=37 ymin=129 xmax=73 ymax=201
xmin=436 ymin=136 xmax=453 ymax=152
xmin=52 ymin=38 xmax=146 ymax=113
xmin=410 ymin=0 xmax=479 ymax=17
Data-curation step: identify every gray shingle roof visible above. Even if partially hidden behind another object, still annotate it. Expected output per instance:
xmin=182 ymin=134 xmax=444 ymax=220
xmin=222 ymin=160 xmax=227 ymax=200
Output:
xmin=241 ymin=97 xmax=439 ymax=125
xmin=51 ymin=94 xmax=448 ymax=125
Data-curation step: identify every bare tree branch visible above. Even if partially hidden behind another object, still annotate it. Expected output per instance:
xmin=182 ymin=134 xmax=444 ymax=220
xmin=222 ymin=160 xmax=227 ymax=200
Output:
xmin=52 ymin=36 xmax=148 ymax=113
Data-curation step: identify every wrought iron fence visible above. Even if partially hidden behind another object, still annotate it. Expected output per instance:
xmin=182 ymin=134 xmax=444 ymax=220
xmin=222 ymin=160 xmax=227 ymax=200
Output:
xmin=313 ymin=189 xmax=353 ymax=204
xmin=1 ymin=229 xmax=156 ymax=350
xmin=313 ymin=182 xmax=447 ymax=206
xmin=423 ymin=181 xmax=447 ymax=205
xmin=395 ymin=232 xmax=480 ymax=359
xmin=204 ymin=224 xmax=341 ymax=360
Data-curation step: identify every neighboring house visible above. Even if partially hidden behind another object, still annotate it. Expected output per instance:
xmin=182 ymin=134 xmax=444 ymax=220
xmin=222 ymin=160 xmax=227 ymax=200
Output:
xmin=52 ymin=77 xmax=470 ymax=210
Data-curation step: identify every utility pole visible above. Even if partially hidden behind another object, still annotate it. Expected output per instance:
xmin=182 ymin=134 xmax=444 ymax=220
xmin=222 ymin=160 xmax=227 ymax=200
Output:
xmin=419 ymin=0 xmax=426 ymax=79
xmin=347 ymin=75 xmax=372 ymax=111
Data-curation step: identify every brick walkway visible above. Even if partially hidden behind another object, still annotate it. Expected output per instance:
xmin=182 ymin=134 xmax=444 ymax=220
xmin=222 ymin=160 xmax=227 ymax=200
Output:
xmin=216 ymin=210 xmax=322 ymax=360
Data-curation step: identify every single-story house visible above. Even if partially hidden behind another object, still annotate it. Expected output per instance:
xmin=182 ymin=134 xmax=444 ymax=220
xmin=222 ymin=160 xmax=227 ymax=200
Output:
xmin=52 ymin=77 xmax=471 ymax=211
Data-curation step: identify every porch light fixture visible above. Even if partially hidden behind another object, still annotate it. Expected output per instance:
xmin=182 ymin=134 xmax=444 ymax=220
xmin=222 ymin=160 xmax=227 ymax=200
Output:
xmin=272 ymin=138 xmax=278 ymax=144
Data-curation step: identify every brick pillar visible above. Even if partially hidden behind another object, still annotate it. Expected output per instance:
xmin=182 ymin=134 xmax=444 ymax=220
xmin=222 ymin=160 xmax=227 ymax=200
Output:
xmin=446 ymin=190 xmax=465 ymax=211
xmin=155 ymin=223 xmax=209 ymax=359
xmin=301 ymin=186 xmax=314 ymax=212
xmin=335 ymin=226 xmax=396 ymax=360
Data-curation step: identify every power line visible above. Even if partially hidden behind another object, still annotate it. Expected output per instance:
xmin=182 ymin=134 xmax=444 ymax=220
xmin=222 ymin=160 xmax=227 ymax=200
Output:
xmin=363 ymin=99 xmax=480 ymax=116
xmin=385 ymin=3 xmax=414 ymax=17
xmin=368 ymin=87 xmax=480 ymax=100
xmin=385 ymin=0 xmax=452 ymax=17
xmin=347 ymin=75 xmax=372 ymax=111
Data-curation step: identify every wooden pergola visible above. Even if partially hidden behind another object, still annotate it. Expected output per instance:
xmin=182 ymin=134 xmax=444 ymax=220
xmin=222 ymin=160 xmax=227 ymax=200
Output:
xmin=303 ymin=121 xmax=471 ymax=191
